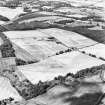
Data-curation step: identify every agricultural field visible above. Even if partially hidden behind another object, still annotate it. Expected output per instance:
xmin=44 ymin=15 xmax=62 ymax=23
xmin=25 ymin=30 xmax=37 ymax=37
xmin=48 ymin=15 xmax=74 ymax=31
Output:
xmin=39 ymin=28 xmax=97 ymax=48
xmin=62 ymin=27 xmax=105 ymax=43
xmin=27 ymin=80 xmax=103 ymax=105
xmin=0 ymin=0 xmax=105 ymax=104
xmin=0 ymin=7 xmax=24 ymax=20
xmin=0 ymin=76 xmax=22 ymax=101
xmin=80 ymin=43 xmax=105 ymax=58
xmin=4 ymin=30 xmax=67 ymax=61
xmin=0 ymin=21 xmax=5 ymax=25
xmin=18 ymin=51 xmax=105 ymax=84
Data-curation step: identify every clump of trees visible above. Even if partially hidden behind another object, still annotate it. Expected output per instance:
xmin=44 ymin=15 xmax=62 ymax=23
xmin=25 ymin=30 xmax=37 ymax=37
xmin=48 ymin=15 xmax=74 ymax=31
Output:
xmin=88 ymin=53 xmax=96 ymax=58
xmin=53 ymin=64 xmax=105 ymax=81
xmin=99 ymin=57 xmax=105 ymax=61
xmin=54 ymin=72 xmax=75 ymax=82
xmin=74 ymin=64 xmax=105 ymax=78
xmin=15 ymin=58 xmax=27 ymax=66
xmin=81 ymin=51 xmax=97 ymax=58
xmin=52 ymin=64 xmax=105 ymax=81
xmin=0 ymin=33 xmax=16 ymax=58
xmin=15 ymin=58 xmax=39 ymax=66
xmin=0 ymin=97 xmax=14 ymax=105
xmin=14 ymin=79 xmax=52 ymax=100
xmin=56 ymin=47 xmax=77 ymax=55
xmin=54 ymin=75 xmax=65 ymax=82
xmin=81 ymin=51 xmax=85 ymax=54
xmin=12 ymin=64 xmax=105 ymax=100
xmin=55 ymin=20 xmax=74 ymax=25
xmin=66 ymin=72 xmax=75 ymax=78
xmin=1 ymin=47 xmax=16 ymax=58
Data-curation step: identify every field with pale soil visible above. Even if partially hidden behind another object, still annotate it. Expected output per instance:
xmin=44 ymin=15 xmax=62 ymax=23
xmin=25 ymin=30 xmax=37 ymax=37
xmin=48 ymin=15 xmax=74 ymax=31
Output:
xmin=18 ymin=51 xmax=105 ymax=84
xmin=80 ymin=43 xmax=105 ymax=58
xmin=4 ymin=30 xmax=67 ymax=61
xmin=39 ymin=28 xmax=97 ymax=48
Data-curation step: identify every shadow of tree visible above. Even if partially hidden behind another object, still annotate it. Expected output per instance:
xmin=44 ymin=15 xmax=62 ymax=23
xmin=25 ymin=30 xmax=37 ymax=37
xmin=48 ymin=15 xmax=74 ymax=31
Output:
xmin=64 ymin=92 xmax=103 ymax=105
xmin=52 ymin=81 xmax=103 ymax=105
